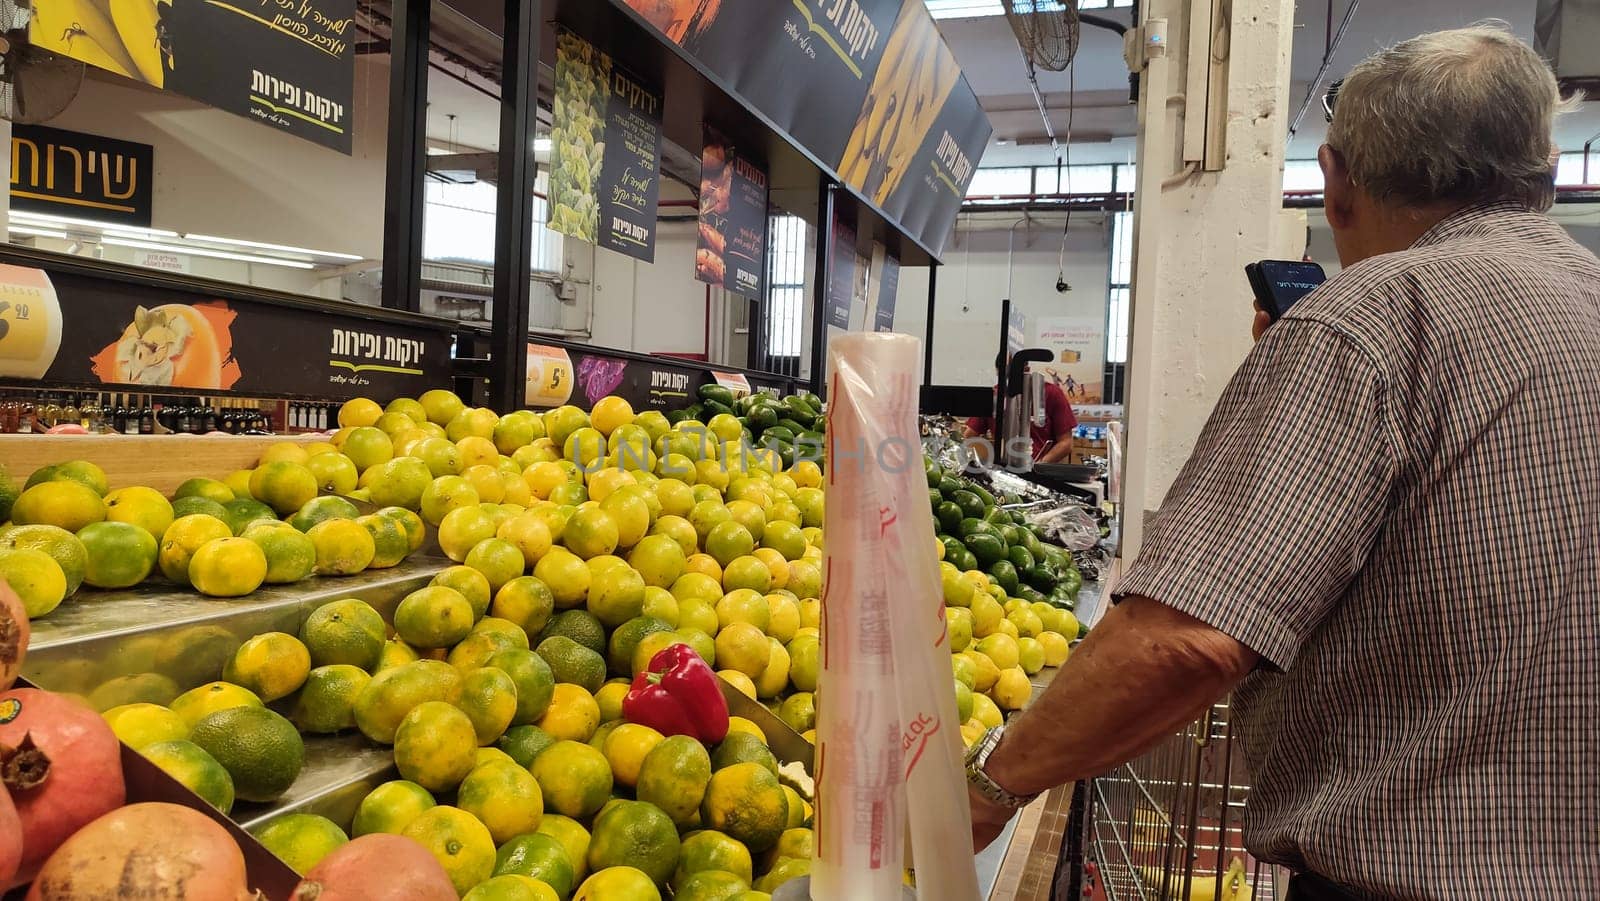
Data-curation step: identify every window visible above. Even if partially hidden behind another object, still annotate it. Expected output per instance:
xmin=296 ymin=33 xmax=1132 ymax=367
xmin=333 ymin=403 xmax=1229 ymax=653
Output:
xmin=1115 ymin=163 xmax=1138 ymax=193
xmin=926 ymin=0 xmax=1130 ymax=17
xmin=965 ymin=163 xmax=1133 ymax=201
xmin=422 ymin=174 xmax=561 ymax=272
xmin=965 ymin=167 xmax=1034 ymax=200
xmin=1556 ymin=151 xmax=1596 ymax=187
xmin=1107 ymin=211 xmax=1133 ymax=364
xmin=1101 ymin=210 xmax=1134 ymax=405
xmin=763 ymin=214 xmax=808 ymax=375
xmin=1035 ymin=164 xmax=1115 ymax=195
xmin=1282 ymin=159 xmax=1325 ymax=193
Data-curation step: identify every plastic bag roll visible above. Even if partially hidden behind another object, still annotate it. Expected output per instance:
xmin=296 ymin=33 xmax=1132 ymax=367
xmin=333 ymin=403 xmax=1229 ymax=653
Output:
xmin=812 ymin=333 xmax=979 ymax=900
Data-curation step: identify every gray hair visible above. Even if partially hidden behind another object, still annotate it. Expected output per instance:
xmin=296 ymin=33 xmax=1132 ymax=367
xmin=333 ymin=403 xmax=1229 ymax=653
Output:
xmin=1326 ymin=22 xmax=1575 ymax=211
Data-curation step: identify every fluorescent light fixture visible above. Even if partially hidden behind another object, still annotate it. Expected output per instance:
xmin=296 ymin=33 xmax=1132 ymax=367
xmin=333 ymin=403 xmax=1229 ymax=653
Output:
xmin=535 ymin=137 xmax=552 ymax=152
xmin=925 ymin=0 xmax=1128 ymax=17
xmin=8 ymin=225 xmax=71 ymax=240
xmin=102 ymin=236 xmax=317 ymax=270
xmin=925 ymin=1 xmax=1002 ymax=18
xmin=8 ymin=210 xmax=178 ymax=238
xmin=182 ymin=233 xmax=364 ymax=261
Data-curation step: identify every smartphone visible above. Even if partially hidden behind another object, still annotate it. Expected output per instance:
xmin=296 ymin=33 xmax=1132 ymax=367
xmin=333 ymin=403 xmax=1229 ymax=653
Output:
xmin=1246 ymin=260 xmax=1327 ymax=321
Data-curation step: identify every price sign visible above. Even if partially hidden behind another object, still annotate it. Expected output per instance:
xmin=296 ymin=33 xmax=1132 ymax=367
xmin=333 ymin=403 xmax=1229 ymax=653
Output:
xmin=525 ymin=344 xmax=576 ymax=407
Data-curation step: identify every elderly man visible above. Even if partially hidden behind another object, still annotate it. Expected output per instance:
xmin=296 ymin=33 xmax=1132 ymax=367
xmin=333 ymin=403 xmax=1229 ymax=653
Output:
xmin=965 ymin=25 xmax=1599 ymax=899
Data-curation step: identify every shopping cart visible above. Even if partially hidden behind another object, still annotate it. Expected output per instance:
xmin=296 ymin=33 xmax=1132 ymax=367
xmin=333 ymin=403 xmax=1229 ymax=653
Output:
xmin=1081 ymin=698 xmax=1290 ymax=901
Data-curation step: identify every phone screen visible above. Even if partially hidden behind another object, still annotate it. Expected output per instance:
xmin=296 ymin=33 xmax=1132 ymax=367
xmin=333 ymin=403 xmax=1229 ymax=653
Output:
xmin=1255 ymin=260 xmax=1326 ymax=318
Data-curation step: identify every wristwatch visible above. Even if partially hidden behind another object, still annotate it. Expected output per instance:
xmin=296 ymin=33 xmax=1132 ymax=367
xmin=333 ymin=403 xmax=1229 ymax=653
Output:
xmin=964 ymin=726 xmax=1040 ymax=810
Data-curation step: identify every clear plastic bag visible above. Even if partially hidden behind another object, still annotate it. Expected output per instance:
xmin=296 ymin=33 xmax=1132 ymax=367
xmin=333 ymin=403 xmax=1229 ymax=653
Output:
xmin=813 ymin=334 xmax=979 ymax=901
xmin=1023 ymin=503 xmax=1102 ymax=552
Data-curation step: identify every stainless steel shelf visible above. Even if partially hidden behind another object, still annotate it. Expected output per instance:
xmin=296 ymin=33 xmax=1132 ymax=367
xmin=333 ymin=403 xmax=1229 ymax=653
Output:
xmin=232 ymin=733 xmax=398 ymax=832
xmin=24 ymin=558 xmax=446 ymax=698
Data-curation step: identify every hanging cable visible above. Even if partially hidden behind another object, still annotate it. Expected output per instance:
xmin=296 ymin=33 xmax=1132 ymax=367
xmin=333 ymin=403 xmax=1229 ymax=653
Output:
xmin=1055 ymin=56 xmax=1077 ymax=292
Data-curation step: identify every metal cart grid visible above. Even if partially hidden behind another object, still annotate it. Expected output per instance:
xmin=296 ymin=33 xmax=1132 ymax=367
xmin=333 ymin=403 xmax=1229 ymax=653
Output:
xmin=1085 ymin=698 xmax=1290 ymax=901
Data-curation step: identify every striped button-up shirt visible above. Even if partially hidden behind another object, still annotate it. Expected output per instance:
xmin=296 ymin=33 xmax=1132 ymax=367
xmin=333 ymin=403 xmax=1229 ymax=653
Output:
xmin=1117 ymin=202 xmax=1600 ymax=898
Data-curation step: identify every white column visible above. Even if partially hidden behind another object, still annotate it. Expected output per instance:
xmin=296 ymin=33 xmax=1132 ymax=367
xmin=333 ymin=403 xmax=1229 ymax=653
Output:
xmin=1119 ymin=0 xmax=1299 ymax=558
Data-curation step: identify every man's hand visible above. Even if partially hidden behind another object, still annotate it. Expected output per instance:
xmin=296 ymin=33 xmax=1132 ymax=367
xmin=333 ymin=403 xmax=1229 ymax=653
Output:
xmin=1252 ymin=303 xmax=1272 ymax=342
xmin=969 ymin=784 xmax=1014 ymax=852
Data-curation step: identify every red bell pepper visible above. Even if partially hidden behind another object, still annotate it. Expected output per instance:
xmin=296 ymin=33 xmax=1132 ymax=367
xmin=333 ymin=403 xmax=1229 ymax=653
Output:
xmin=622 ymin=643 xmax=729 ymax=743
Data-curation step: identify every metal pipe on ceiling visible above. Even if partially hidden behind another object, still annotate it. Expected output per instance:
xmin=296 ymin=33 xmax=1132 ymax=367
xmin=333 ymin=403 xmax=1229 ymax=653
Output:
xmin=1289 ymin=0 xmax=1362 ymax=139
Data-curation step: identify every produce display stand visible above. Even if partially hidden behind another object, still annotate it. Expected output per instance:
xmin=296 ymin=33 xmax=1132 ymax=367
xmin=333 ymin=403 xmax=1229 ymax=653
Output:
xmin=21 ymin=557 xmax=444 ymax=823
xmin=0 ymin=434 xmax=321 ymax=497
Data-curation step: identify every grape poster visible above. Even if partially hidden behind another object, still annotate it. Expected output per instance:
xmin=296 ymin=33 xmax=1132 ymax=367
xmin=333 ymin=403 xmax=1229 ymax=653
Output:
xmin=549 ymin=29 xmax=664 ymax=262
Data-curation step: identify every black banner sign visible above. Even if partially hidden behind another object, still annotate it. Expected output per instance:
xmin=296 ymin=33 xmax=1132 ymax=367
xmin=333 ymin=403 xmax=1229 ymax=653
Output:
xmin=30 ymin=0 xmax=357 ymax=154
xmin=550 ymin=30 xmax=664 ymax=261
xmin=695 ymin=128 xmax=769 ymax=299
xmin=597 ymin=66 xmax=665 ymax=261
xmin=824 ymin=209 xmax=857 ymax=331
xmin=10 ymin=125 xmax=154 ymax=226
xmin=569 ymin=350 xmax=703 ymax=411
xmin=874 ymin=249 xmax=900 ymax=332
xmin=0 ymin=263 xmax=451 ymax=400
xmin=883 ymin=78 xmax=987 ymax=250
xmin=617 ymin=0 xmax=988 ymax=256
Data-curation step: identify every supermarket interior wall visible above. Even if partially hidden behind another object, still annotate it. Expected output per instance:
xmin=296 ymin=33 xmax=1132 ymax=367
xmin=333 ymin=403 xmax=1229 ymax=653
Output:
xmin=585 ymin=218 xmax=713 ymax=358
xmin=43 ymin=65 xmax=392 ymax=263
xmin=892 ymin=212 xmax=1115 ymax=386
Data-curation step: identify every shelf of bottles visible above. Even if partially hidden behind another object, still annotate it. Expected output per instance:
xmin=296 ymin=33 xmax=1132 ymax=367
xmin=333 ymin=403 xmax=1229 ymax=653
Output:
xmin=0 ymin=388 xmax=342 ymax=437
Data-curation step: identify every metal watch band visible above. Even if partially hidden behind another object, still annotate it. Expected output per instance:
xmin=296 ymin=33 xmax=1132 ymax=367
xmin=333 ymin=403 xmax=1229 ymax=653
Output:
xmin=964 ymin=725 xmax=1041 ymax=810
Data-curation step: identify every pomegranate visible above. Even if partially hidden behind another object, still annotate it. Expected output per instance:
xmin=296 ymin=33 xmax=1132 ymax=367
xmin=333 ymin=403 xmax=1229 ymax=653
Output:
xmin=26 ymin=802 xmax=260 ymax=900
xmin=0 ymin=580 xmax=26 ymax=692
xmin=0 ymin=688 xmax=125 ymax=886
xmin=0 ymin=782 xmax=20 ymax=885
xmin=290 ymin=834 xmax=457 ymax=901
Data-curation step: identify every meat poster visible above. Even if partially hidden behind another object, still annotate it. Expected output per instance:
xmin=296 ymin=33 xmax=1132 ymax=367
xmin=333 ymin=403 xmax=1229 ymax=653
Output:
xmin=694 ymin=128 xmax=769 ymax=299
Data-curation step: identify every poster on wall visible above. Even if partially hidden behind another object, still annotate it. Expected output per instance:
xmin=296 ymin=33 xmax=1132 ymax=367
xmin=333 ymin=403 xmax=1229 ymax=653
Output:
xmin=1034 ymin=315 xmax=1105 ymax=405
xmin=29 ymin=0 xmax=357 ymax=153
xmin=616 ymin=0 xmax=988 ymax=256
xmin=10 ymin=125 xmax=154 ymax=226
xmin=871 ymin=245 xmax=900 ymax=332
xmin=824 ymin=210 xmax=858 ymax=330
xmin=549 ymin=30 xmax=665 ymax=261
xmin=0 ymin=264 xmax=451 ymax=399
xmin=694 ymin=128 xmax=768 ymax=298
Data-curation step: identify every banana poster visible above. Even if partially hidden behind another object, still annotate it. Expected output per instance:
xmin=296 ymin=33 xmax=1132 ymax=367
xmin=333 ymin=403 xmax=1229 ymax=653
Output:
xmin=618 ymin=0 xmax=988 ymax=256
xmin=549 ymin=29 xmax=664 ymax=262
xmin=27 ymin=0 xmax=356 ymax=154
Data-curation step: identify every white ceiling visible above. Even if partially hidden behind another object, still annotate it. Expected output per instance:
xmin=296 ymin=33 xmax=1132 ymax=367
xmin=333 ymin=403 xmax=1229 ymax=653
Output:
xmin=940 ymin=0 xmax=1600 ymax=169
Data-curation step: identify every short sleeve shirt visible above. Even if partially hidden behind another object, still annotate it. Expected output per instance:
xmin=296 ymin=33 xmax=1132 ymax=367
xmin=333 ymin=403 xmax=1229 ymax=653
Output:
xmin=1115 ymin=203 xmax=1600 ymax=898
xmin=966 ymin=383 xmax=1079 ymax=458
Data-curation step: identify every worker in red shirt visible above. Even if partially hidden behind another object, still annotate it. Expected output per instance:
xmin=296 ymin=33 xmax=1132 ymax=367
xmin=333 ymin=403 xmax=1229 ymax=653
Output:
xmin=964 ymin=381 xmax=1079 ymax=464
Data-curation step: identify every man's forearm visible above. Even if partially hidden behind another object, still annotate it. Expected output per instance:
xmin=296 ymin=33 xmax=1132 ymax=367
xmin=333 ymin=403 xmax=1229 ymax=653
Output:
xmin=984 ymin=595 xmax=1258 ymax=794
xmin=1037 ymin=440 xmax=1074 ymax=464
